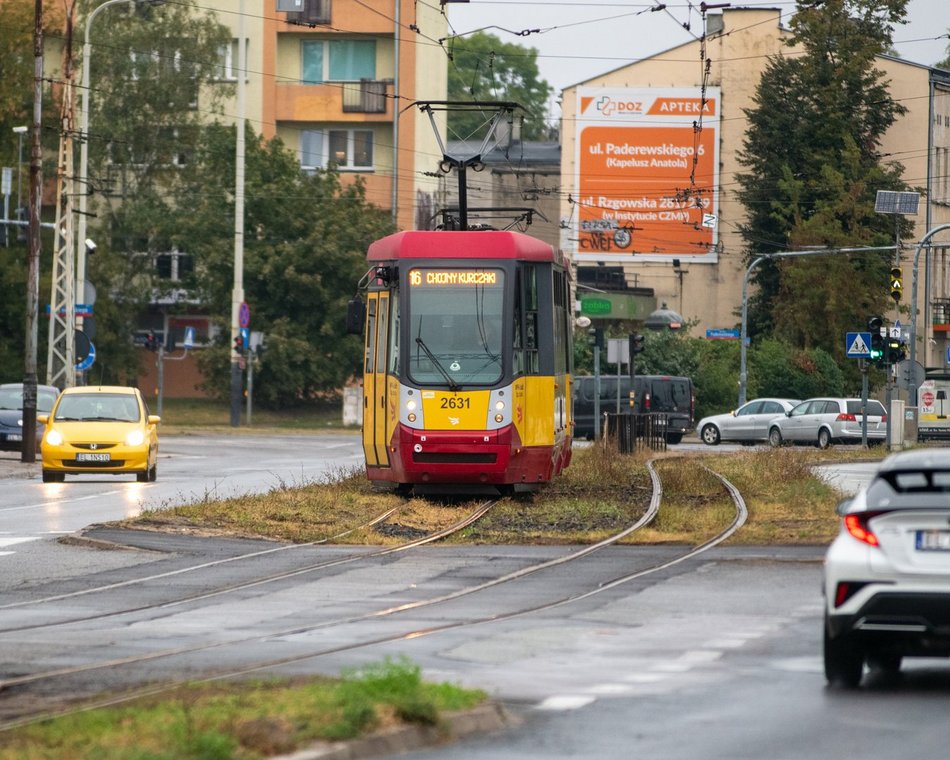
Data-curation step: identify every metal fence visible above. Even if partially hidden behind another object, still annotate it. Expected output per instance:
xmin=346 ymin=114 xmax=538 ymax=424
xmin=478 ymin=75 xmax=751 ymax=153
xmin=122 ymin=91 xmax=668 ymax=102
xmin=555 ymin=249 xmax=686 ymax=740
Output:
xmin=603 ymin=412 xmax=669 ymax=453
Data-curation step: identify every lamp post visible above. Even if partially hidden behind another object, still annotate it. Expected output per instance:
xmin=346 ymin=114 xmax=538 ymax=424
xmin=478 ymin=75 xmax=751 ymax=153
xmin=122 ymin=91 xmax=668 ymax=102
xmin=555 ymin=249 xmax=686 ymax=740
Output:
xmin=76 ymin=0 xmax=166 ymax=331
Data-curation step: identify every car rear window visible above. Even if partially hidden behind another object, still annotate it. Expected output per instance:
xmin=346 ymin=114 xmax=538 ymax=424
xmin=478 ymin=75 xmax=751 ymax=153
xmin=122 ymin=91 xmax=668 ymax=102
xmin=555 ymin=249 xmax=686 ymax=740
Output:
xmin=865 ymin=469 xmax=950 ymax=509
xmin=846 ymin=400 xmax=886 ymax=416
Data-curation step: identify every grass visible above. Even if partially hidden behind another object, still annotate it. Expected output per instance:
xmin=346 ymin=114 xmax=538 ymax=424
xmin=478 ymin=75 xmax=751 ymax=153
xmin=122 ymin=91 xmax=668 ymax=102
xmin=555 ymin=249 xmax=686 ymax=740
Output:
xmin=0 ymin=658 xmax=486 ymax=760
xmin=154 ymin=397 xmax=356 ymax=436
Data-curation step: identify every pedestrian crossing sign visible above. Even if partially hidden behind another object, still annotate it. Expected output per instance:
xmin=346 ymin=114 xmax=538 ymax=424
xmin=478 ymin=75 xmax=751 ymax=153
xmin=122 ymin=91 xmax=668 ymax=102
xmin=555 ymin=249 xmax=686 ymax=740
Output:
xmin=845 ymin=331 xmax=872 ymax=358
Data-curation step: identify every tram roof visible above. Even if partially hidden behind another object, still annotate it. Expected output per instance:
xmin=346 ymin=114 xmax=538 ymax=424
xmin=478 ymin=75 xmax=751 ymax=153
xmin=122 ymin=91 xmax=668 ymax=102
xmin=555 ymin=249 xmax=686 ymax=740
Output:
xmin=367 ymin=230 xmax=557 ymax=263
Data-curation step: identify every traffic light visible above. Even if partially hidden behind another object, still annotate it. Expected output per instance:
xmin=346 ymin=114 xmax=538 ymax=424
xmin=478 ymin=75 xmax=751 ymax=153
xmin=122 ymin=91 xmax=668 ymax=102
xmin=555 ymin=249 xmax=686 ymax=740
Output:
xmin=886 ymin=337 xmax=906 ymax=365
xmin=629 ymin=332 xmax=645 ymax=355
xmin=233 ymin=334 xmax=245 ymax=355
xmin=890 ymin=266 xmax=903 ymax=302
xmin=867 ymin=316 xmax=884 ymax=365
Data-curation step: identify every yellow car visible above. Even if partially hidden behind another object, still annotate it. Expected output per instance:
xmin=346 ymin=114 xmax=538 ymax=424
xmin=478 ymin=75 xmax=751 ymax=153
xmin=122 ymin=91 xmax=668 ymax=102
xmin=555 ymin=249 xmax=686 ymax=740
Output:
xmin=39 ymin=386 xmax=160 ymax=483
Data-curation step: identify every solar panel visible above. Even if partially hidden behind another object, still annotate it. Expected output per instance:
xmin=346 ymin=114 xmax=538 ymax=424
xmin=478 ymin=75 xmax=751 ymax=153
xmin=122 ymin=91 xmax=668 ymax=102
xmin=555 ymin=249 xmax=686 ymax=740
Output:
xmin=874 ymin=190 xmax=920 ymax=215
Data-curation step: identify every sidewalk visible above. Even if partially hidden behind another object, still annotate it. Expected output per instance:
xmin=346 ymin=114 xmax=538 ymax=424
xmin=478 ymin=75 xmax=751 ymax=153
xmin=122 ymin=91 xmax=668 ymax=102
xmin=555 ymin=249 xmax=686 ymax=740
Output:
xmin=0 ymin=453 xmax=41 ymax=480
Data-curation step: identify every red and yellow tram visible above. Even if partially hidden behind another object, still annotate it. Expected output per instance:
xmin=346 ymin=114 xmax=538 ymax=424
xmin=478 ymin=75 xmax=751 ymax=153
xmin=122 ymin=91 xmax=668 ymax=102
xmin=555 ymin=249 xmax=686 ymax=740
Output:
xmin=355 ymin=229 xmax=573 ymax=493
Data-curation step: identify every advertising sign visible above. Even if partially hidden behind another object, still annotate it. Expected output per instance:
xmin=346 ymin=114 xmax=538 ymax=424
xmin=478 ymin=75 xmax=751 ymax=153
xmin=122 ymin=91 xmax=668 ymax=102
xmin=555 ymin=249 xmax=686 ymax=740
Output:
xmin=574 ymin=87 xmax=721 ymax=263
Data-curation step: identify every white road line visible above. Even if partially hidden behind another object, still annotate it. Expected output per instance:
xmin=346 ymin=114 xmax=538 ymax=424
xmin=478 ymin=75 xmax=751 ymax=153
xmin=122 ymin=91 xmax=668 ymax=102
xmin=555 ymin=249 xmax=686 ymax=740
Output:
xmin=0 ymin=490 xmax=123 ymax=513
xmin=536 ymin=695 xmax=596 ymax=711
xmin=0 ymin=537 xmax=39 ymax=548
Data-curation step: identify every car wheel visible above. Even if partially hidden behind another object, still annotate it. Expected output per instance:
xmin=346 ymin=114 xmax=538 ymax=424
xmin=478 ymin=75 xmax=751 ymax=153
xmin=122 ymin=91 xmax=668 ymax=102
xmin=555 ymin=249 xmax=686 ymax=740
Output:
xmin=818 ymin=428 xmax=832 ymax=450
xmin=867 ymin=653 xmax=902 ymax=674
xmin=823 ymin=621 xmax=863 ymax=688
xmin=701 ymin=424 xmax=721 ymax=446
xmin=665 ymin=433 xmax=683 ymax=445
xmin=148 ymin=464 xmax=157 ymax=482
xmin=136 ymin=469 xmax=149 ymax=483
xmin=768 ymin=427 xmax=783 ymax=448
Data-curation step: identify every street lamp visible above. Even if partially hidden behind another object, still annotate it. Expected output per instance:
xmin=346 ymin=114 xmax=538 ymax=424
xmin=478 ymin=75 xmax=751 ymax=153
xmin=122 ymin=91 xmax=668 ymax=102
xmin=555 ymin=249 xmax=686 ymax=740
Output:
xmin=12 ymin=126 xmax=27 ymax=214
xmin=76 ymin=0 xmax=166 ymax=329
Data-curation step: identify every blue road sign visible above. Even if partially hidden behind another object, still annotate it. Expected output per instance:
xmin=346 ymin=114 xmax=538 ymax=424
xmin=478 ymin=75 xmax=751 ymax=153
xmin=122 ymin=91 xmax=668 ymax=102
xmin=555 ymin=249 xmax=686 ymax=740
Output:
xmin=846 ymin=332 xmax=872 ymax=358
xmin=76 ymin=342 xmax=96 ymax=371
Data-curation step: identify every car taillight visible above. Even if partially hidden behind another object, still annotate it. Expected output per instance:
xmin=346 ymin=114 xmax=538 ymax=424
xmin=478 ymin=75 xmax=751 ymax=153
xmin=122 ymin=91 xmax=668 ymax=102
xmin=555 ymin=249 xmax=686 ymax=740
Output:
xmin=643 ymin=392 xmax=651 ymax=411
xmin=835 ymin=413 xmax=857 ymax=422
xmin=881 ymin=414 xmax=887 ymax=422
xmin=844 ymin=513 xmax=879 ymax=547
xmin=834 ymin=581 xmax=869 ymax=608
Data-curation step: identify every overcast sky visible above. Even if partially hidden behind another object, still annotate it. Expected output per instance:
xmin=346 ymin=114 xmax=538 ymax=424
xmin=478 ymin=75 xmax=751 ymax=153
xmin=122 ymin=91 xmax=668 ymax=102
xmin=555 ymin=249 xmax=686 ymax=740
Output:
xmin=445 ymin=0 xmax=949 ymax=96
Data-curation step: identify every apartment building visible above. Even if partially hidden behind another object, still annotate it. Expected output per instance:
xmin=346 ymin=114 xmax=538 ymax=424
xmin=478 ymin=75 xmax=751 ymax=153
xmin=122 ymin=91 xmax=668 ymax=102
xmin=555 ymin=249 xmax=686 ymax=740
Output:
xmin=204 ymin=0 xmax=448 ymax=231
xmin=559 ymin=7 xmax=950 ymax=368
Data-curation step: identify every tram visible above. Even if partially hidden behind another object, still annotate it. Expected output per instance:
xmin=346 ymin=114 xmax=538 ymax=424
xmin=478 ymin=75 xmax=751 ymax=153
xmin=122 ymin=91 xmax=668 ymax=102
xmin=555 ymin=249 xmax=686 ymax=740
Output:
xmin=350 ymin=229 xmax=573 ymax=493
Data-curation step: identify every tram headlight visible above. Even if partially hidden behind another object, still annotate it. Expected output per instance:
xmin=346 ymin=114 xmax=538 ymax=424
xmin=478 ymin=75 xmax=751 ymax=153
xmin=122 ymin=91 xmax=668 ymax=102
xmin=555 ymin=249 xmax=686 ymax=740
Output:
xmin=406 ymin=399 xmax=417 ymax=411
xmin=494 ymin=414 xmax=504 ymax=423
xmin=494 ymin=400 xmax=505 ymax=411
xmin=408 ymin=413 xmax=417 ymax=422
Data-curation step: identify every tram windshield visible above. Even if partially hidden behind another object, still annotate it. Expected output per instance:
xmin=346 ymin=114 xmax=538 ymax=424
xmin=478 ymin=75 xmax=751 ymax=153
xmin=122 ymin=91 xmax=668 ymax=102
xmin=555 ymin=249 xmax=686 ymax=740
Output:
xmin=407 ymin=268 xmax=505 ymax=386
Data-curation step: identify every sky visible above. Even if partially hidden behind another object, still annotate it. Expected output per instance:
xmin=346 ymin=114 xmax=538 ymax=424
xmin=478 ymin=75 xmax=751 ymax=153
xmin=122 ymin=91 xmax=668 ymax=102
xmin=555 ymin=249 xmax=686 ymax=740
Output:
xmin=445 ymin=0 xmax=950 ymax=97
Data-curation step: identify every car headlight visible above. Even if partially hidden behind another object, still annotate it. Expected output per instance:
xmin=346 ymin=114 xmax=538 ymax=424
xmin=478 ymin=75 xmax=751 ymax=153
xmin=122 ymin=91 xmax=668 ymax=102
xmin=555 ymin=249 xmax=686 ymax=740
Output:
xmin=125 ymin=430 xmax=145 ymax=447
xmin=45 ymin=429 xmax=63 ymax=446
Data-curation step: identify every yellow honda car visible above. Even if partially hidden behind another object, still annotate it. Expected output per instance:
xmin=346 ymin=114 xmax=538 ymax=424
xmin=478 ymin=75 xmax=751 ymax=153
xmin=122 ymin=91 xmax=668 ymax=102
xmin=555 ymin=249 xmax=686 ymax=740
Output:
xmin=39 ymin=386 xmax=160 ymax=483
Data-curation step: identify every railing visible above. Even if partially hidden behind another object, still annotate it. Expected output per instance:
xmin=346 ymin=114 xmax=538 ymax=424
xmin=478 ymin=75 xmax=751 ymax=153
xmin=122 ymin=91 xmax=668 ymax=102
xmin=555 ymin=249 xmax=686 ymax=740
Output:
xmin=603 ymin=413 xmax=669 ymax=453
xmin=284 ymin=0 xmax=331 ymax=25
xmin=341 ymin=79 xmax=389 ymax=114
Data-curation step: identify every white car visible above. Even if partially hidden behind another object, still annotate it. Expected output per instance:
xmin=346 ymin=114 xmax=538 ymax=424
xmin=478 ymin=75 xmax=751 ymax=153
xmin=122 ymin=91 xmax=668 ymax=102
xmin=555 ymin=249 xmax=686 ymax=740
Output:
xmin=823 ymin=449 xmax=950 ymax=687
xmin=697 ymin=397 xmax=799 ymax=446
xmin=768 ymin=397 xmax=887 ymax=449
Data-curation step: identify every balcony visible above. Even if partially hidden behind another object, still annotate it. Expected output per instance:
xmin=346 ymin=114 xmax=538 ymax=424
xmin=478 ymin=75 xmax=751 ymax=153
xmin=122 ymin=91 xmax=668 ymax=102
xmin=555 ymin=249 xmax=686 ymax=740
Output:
xmin=275 ymin=80 xmax=393 ymax=122
xmin=934 ymin=298 xmax=950 ymax=332
xmin=342 ymin=80 xmax=389 ymax=114
xmin=281 ymin=0 xmax=331 ymax=26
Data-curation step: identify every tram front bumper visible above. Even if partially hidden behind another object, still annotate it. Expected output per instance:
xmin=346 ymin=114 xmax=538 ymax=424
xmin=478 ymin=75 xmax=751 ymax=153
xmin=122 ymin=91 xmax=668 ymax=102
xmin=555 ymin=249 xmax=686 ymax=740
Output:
xmin=395 ymin=424 xmax=527 ymax=484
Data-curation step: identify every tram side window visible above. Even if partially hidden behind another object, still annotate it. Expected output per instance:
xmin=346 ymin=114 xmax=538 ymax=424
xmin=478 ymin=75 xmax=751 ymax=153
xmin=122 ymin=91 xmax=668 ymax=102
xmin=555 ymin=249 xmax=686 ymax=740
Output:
xmin=553 ymin=270 xmax=568 ymax=376
xmin=388 ymin=297 xmax=400 ymax=374
xmin=512 ymin=272 xmax=524 ymax=376
xmin=375 ymin=296 xmax=389 ymax=375
xmin=523 ymin=265 xmax=540 ymax=375
xmin=364 ymin=299 xmax=377 ymax=373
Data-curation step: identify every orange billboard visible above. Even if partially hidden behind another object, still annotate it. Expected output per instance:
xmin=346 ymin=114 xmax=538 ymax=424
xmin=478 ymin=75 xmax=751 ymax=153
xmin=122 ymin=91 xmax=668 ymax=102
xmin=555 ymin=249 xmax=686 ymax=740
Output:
xmin=573 ymin=87 xmax=721 ymax=262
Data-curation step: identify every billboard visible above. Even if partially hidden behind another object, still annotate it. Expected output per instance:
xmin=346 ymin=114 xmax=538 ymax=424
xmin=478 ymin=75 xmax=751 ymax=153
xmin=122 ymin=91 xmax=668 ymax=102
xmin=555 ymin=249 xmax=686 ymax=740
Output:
xmin=573 ymin=87 xmax=721 ymax=263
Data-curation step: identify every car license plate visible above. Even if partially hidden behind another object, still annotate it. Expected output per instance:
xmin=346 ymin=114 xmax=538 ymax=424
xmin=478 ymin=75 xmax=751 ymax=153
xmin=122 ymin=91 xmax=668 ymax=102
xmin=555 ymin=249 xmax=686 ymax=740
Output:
xmin=76 ymin=452 xmax=110 ymax=462
xmin=915 ymin=530 xmax=950 ymax=551
xmin=6 ymin=434 xmax=22 ymax=442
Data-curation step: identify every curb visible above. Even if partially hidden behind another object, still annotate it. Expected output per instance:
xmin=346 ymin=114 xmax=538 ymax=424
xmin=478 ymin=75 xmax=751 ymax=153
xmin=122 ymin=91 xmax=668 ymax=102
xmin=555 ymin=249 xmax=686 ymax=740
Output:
xmin=277 ymin=702 xmax=518 ymax=760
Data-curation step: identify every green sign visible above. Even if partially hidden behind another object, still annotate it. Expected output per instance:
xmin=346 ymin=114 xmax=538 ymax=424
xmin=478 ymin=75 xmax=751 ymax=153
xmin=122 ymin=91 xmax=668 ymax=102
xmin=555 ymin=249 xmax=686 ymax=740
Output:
xmin=582 ymin=298 xmax=612 ymax=315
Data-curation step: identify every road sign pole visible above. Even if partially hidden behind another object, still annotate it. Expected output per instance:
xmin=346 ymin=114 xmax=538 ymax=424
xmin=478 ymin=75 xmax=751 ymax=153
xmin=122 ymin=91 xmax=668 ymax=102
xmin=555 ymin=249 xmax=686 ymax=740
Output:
xmin=861 ymin=359 xmax=869 ymax=448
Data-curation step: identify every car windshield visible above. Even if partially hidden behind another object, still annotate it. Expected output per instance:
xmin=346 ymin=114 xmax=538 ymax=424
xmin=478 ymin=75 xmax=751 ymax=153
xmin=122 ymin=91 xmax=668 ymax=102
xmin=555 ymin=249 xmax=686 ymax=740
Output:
xmin=54 ymin=393 xmax=141 ymax=422
xmin=406 ymin=268 xmax=505 ymax=386
xmin=0 ymin=387 xmax=58 ymax=413
xmin=865 ymin=469 xmax=950 ymax=509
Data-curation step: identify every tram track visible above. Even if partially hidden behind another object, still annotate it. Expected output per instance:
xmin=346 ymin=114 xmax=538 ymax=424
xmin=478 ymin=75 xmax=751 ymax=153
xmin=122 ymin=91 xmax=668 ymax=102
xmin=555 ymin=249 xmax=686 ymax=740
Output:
xmin=0 ymin=459 xmax=746 ymax=731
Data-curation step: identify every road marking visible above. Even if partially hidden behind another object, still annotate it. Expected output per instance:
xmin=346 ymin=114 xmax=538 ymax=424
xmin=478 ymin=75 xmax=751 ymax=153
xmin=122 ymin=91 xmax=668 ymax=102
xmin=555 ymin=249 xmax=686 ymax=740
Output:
xmin=0 ymin=490 xmax=123 ymax=513
xmin=0 ymin=537 xmax=39 ymax=548
xmin=536 ymin=695 xmax=596 ymax=711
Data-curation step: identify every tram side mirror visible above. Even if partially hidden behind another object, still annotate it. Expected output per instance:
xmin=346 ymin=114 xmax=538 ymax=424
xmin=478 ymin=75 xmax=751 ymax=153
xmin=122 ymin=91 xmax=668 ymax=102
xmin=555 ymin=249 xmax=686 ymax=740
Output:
xmin=346 ymin=297 xmax=365 ymax=335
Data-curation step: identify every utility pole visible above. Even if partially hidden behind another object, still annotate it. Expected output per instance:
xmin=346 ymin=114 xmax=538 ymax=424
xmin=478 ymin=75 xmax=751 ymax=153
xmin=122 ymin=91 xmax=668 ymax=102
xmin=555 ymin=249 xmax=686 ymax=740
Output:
xmin=229 ymin=0 xmax=246 ymax=426
xmin=22 ymin=0 xmax=44 ymax=463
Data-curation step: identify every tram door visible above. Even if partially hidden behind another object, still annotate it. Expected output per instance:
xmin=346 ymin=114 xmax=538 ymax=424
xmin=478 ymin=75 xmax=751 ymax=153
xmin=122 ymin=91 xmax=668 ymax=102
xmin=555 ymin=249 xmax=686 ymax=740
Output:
xmin=362 ymin=292 xmax=391 ymax=468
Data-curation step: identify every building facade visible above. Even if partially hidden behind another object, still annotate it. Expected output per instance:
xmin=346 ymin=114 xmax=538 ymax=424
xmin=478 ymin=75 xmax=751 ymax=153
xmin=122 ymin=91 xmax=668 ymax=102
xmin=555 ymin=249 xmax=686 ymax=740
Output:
xmin=559 ymin=7 xmax=950 ymax=368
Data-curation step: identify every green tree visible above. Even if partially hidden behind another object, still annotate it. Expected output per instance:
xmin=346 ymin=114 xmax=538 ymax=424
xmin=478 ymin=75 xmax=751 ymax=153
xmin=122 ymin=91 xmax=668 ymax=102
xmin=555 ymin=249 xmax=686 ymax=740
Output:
xmin=736 ymin=0 xmax=912 ymax=373
xmin=79 ymin=0 xmax=232 ymax=383
xmin=938 ymin=31 xmax=950 ymax=69
xmin=446 ymin=32 xmax=553 ymax=141
xmin=170 ymin=125 xmax=394 ymax=406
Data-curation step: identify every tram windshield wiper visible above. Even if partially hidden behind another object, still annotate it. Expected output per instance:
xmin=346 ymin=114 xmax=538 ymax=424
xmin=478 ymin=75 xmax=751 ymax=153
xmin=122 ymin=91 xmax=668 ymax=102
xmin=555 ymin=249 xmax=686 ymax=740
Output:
xmin=415 ymin=337 xmax=461 ymax=392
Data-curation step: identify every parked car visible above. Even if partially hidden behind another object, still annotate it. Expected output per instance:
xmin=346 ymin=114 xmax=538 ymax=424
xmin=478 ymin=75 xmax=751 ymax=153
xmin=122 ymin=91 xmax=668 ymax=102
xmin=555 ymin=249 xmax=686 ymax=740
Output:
xmin=767 ymin=397 xmax=887 ymax=449
xmin=39 ymin=386 xmax=160 ymax=483
xmin=573 ymin=374 xmax=695 ymax=444
xmin=0 ymin=383 xmax=60 ymax=452
xmin=697 ymin=397 xmax=800 ymax=446
xmin=823 ymin=449 xmax=950 ymax=687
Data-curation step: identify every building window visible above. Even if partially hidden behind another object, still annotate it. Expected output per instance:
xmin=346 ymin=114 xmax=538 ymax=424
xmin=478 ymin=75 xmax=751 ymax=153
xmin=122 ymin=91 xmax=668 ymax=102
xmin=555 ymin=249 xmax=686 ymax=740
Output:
xmin=155 ymin=250 xmax=193 ymax=281
xmin=300 ymin=128 xmax=374 ymax=171
xmin=301 ymin=40 xmax=375 ymax=84
xmin=215 ymin=39 xmax=249 ymax=81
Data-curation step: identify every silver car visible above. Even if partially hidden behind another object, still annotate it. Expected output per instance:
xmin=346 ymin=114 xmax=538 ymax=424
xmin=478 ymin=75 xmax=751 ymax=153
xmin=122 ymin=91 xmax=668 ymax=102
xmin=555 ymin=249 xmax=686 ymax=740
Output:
xmin=697 ymin=397 xmax=800 ymax=446
xmin=768 ymin=397 xmax=887 ymax=449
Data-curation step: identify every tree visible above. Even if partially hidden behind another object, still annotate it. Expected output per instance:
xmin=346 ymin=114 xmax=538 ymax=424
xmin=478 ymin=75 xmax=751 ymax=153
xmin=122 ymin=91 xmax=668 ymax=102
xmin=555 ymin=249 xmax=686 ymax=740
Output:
xmin=938 ymin=31 xmax=950 ymax=70
xmin=170 ymin=125 xmax=394 ymax=406
xmin=736 ymin=0 xmax=912 ymax=375
xmin=446 ymin=32 xmax=553 ymax=141
xmin=77 ymin=0 xmax=232 ymax=384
